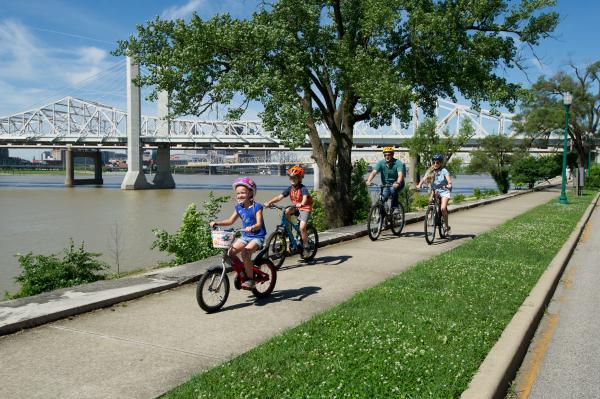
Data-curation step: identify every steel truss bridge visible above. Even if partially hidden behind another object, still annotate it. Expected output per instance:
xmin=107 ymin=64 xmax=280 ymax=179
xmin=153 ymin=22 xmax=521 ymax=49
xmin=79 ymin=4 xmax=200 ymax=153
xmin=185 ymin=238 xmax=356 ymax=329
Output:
xmin=0 ymin=97 xmax=515 ymax=148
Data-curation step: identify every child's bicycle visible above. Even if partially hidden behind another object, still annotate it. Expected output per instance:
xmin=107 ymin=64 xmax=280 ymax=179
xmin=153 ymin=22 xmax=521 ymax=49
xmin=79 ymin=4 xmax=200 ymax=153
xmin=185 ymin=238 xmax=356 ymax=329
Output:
xmin=423 ymin=185 xmax=449 ymax=245
xmin=196 ymin=228 xmax=277 ymax=313
xmin=367 ymin=184 xmax=406 ymax=241
xmin=264 ymin=204 xmax=319 ymax=269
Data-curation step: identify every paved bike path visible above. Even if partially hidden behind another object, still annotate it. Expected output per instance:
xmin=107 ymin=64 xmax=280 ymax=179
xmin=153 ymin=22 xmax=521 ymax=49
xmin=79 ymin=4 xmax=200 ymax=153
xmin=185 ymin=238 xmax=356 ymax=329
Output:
xmin=0 ymin=190 xmax=558 ymax=399
xmin=511 ymin=199 xmax=600 ymax=399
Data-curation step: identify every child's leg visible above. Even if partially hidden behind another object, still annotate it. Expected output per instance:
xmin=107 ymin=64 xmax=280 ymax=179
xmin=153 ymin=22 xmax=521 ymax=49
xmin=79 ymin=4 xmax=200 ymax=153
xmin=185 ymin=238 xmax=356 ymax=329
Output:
xmin=241 ymin=241 xmax=259 ymax=279
xmin=440 ymin=196 xmax=450 ymax=229
xmin=228 ymin=240 xmax=245 ymax=259
xmin=299 ymin=220 xmax=308 ymax=246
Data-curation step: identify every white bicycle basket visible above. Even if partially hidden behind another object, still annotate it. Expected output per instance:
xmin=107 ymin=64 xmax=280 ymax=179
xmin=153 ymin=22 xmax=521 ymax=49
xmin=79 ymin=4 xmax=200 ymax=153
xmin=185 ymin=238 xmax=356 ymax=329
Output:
xmin=211 ymin=230 xmax=235 ymax=248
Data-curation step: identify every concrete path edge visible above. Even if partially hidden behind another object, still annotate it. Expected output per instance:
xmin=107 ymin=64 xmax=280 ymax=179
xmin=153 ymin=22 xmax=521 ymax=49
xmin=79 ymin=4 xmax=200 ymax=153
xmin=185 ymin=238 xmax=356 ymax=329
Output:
xmin=0 ymin=182 xmax=557 ymax=336
xmin=460 ymin=191 xmax=600 ymax=399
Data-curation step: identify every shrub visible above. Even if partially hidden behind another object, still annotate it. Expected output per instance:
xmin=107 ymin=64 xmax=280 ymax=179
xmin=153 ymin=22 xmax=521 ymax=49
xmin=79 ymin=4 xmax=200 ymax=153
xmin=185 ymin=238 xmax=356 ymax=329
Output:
xmin=587 ymin=164 xmax=600 ymax=189
xmin=473 ymin=187 xmax=482 ymax=199
xmin=350 ymin=159 xmax=371 ymax=224
xmin=483 ymin=188 xmax=498 ymax=197
xmin=409 ymin=191 xmax=430 ymax=210
xmin=7 ymin=240 xmax=108 ymax=299
xmin=452 ymin=193 xmax=466 ymax=204
xmin=151 ymin=192 xmax=229 ymax=265
xmin=309 ymin=190 xmax=329 ymax=232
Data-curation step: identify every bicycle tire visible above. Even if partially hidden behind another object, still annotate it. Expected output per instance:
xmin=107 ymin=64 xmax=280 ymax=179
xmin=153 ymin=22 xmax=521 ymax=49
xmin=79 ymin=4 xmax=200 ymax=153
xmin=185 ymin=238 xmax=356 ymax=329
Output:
xmin=424 ymin=205 xmax=436 ymax=245
xmin=265 ymin=230 xmax=287 ymax=269
xmin=196 ymin=268 xmax=230 ymax=313
xmin=390 ymin=203 xmax=406 ymax=236
xmin=300 ymin=224 xmax=319 ymax=260
xmin=438 ymin=209 xmax=447 ymax=238
xmin=367 ymin=204 xmax=384 ymax=241
xmin=252 ymin=259 xmax=277 ymax=298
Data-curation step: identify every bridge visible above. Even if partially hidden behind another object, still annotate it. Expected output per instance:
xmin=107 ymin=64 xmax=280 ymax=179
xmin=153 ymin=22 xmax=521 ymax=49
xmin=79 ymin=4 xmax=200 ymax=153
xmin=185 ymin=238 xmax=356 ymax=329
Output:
xmin=0 ymin=57 xmax=517 ymax=189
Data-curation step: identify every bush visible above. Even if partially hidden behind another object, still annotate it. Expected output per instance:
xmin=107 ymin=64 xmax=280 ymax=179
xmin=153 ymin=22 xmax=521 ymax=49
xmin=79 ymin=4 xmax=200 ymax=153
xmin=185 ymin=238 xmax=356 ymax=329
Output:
xmin=7 ymin=240 xmax=108 ymax=299
xmin=473 ymin=187 xmax=482 ymax=199
xmin=587 ymin=164 xmax=600 ymax=189
xmin=452 ymin=193 xmax=466 ymax=204
xmin=309 ymin=190 xmax=329 ymax=232
xmin=350 ymin=159 xmax=371 ymax=224
xmin=510 ymin=154 xmax=561 ymax=188
xmin=409 ymin=191 xmax=430 ymax=210
xmin=151 ymin=192 xmax=229 ymax=265
xmin=483 ymin=188 xmax=498 ymax=197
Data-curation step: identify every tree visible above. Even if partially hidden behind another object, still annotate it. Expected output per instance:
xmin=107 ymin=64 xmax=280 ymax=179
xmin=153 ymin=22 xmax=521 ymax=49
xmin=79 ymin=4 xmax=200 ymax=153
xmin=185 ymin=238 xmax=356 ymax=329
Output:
xmin=510 ymin=154 xmax=561 ymax=188
xmin=404 ymin=118 xmax=474 ymax=176
xmin=115 ymin=0 xmax=558 ymax=227
xmin=467 ymin=135 xmax=514 ymax=193
xmin=515 ymin=61 xmax=600 ymax=168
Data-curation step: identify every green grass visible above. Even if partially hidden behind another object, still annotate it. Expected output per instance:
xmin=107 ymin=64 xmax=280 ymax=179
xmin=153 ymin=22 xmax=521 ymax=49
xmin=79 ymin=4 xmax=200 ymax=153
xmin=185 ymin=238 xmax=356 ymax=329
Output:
xmin=163 ymin=191 xmax=594 ymax=399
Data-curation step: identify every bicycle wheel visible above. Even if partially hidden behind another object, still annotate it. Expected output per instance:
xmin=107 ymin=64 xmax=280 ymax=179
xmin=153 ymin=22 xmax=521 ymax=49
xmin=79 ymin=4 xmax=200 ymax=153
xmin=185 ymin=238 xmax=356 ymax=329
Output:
xmin=196 ymin=268 xmax=230 ymax=313
xmin=367 ymin=204 xmax=384 ymax=241
xmin=390 ymin=203 xmax=405 ymax=236
xmin=438 ymin=209 xmax=447 ymax=238
xmin=252 ymin=259 xmax=277 ymax=298
xmin=265 ymin=230 xmax=287 ymax=269
xmin=300 ymin=224 xmax=319 ymax=261
xmin=424 ymin=206 xmax=437 ymax=245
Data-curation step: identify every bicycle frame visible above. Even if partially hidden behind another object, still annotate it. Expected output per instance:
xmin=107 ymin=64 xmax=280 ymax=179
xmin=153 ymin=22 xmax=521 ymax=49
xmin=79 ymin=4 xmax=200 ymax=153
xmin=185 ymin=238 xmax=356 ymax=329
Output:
xmin=211 ymin=233 xmax=271 ymax=290
xmin=274 ymin=206 xmax=304 ymax=251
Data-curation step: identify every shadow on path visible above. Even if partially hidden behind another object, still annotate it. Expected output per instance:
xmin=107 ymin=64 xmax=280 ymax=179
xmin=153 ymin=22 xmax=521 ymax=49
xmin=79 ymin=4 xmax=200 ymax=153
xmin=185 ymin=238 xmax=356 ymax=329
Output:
xmin=280 ymin=255 xmax=352 ymax=270
xmin=219 ymin=286 xmax=322 ymax=312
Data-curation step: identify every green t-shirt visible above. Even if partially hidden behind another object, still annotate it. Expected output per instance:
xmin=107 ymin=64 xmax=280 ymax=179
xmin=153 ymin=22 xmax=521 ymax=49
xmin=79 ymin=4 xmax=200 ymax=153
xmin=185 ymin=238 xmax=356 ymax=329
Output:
xmin=375 ymin=158 xmax=405 ymax=185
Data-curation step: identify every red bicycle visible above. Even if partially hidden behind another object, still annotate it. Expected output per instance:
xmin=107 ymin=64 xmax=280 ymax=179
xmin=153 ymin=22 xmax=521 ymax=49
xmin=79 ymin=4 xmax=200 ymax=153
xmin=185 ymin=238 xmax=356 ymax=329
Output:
xmin=196 ymin=228 xmax=277 ymax=313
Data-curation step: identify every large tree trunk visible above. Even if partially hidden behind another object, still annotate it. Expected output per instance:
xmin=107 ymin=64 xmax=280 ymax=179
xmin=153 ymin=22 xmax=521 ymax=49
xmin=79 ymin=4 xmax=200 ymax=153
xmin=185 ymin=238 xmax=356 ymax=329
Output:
xmin=320 ymin=154 xmax=353 ymax=227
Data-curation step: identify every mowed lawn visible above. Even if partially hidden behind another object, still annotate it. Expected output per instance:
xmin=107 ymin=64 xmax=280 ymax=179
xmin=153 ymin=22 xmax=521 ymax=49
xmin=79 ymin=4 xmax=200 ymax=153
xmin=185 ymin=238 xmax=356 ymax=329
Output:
xmin=163 ymin=191 xmax=594 ymax=399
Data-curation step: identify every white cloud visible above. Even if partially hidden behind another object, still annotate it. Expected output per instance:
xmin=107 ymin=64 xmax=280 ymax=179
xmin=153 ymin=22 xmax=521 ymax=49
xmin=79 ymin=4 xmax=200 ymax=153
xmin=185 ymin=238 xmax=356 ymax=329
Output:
xmin=0 ymin=19 xmax=116 ymax=114
xmin=161 ymin=0 xmax=205 ymax=20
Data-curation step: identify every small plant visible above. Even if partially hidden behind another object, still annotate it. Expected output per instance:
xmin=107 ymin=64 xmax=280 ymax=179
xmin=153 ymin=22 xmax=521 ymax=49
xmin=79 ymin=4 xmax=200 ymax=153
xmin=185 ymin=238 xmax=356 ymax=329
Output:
xmin=473 ymin=187 xmax=482 ymax=199
xmin=309 ymin=190 xmax=329 ymax=232
xmin=483 ymin=188 xmax=498 ymax=197
xmin=6 ymin=240 xmax=108 ymax=299
xmin=350 ymin=159 xmax=371 ymax=224
xmin=409 ymin=191 xmax=430 ymax=210
xmin=452 ymin=193 xmax=466 ymax=204
xmin=151 ymin=192 xmax=229 ymax=265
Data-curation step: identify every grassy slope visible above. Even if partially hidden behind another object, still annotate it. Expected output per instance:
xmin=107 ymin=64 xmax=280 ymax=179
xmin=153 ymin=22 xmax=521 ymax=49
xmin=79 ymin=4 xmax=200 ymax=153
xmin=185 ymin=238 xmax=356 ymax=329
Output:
xmin=164 ymin=192 xmax=594 ymax=399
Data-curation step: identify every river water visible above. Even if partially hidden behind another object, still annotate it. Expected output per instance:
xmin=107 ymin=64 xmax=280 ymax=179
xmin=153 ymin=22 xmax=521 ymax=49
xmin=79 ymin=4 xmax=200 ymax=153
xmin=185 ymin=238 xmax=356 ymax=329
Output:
xmin=0 ymin=173 xmax=497 ymax=294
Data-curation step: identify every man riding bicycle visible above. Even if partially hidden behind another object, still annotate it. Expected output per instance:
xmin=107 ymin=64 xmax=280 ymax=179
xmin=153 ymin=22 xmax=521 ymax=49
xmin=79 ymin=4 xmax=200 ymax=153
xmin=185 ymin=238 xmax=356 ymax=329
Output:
xmin=365 ymin=146 xmax=406 ymax=209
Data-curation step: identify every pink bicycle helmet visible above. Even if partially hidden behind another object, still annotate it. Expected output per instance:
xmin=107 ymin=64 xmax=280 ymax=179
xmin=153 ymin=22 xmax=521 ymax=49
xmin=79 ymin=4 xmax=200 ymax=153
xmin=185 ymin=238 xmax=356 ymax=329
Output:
xmin=232 ymin=177 xmax=257 ymax=197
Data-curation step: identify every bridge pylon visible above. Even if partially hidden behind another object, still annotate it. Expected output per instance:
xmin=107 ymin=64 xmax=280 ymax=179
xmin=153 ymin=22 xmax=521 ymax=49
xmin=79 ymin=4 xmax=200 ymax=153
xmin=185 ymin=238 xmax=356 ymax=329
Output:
xmin=121 ymin=57 xmax=149 ymax=190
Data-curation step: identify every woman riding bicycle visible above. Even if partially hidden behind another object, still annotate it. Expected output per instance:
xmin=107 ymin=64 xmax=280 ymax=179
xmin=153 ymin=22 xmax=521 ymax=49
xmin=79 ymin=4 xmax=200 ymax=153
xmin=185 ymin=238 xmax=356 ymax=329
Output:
xmin=416 ymin=153 xmax=453 ymax=234
xmin=209 ymin=177 xmax=267 ymax=289
xmin=365 ymin=146 xmax=406 ymax=209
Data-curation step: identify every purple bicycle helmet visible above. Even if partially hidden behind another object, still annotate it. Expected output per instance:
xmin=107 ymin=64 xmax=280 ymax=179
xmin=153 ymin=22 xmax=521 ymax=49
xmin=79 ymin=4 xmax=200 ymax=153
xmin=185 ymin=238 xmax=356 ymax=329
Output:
xmin=232 ymin=176 xmax=257 ymax=197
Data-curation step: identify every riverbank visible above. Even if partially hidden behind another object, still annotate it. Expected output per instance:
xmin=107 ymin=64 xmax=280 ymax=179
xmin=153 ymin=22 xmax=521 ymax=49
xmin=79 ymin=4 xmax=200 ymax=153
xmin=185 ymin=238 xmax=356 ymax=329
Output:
xmin=0 ymin=173 xmax=499 ymax=294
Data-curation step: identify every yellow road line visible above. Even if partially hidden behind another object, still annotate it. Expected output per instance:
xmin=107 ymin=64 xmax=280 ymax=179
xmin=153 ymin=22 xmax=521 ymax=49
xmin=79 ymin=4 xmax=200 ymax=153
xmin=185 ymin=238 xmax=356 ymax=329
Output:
xmin=516 ymin=313 xmax=559 ymax=399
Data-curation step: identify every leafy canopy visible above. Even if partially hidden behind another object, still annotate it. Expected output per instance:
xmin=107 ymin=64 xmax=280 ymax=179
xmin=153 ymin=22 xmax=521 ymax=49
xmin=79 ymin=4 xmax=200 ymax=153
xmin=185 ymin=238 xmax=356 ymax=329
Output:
xmin=115 ymin=0 xmax=558 ymax=146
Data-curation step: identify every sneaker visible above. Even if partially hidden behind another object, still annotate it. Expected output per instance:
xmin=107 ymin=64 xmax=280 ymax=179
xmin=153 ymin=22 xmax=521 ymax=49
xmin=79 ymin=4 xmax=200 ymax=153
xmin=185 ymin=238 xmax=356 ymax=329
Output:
xmin=444 ymin=226 xmax=451 ymax=235
xmin=241 ymin=279 xmax=255 ymax=289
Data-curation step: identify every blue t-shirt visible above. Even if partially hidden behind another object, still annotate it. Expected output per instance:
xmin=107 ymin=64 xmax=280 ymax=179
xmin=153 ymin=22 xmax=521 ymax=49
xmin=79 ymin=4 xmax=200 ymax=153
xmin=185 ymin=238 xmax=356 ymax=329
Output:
xmin=432 ymin=168 xmax=450 ymax=190
xmin=235 ymin=202 xmax=267 ymax=239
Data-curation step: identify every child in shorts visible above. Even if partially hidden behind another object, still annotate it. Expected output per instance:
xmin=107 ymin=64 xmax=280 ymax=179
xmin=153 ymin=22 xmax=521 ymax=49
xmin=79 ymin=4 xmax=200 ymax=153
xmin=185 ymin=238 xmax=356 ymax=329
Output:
xmin=264 ymin=166 xmax=313 ymax=257
xmin=210 ymin=177 xmax=266 ymax=288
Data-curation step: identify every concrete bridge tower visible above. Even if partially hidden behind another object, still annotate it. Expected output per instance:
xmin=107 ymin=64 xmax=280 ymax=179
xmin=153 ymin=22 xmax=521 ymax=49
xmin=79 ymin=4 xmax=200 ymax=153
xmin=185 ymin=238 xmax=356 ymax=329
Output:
xmin=121 ymin=57 xmax=150 ymax=189
xmin=153 ymin=91 xmax=176 ymax=188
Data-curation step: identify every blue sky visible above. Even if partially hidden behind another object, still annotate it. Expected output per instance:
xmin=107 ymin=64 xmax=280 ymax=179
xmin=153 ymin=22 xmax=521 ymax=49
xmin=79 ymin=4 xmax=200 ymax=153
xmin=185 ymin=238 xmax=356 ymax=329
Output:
xmin=1 ymin=0 xmax=599 ymax=119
